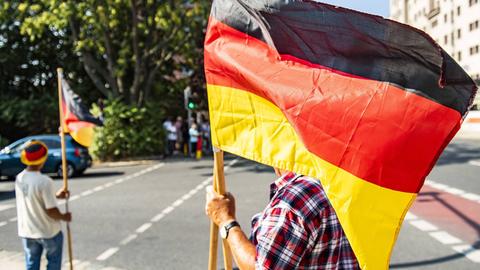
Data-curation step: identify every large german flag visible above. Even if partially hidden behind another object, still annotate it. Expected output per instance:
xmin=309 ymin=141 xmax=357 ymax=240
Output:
xmin=61 ymin=75 xmax=103 ymax=147
xmin=204 ymin=0 xmax=478 ymax=269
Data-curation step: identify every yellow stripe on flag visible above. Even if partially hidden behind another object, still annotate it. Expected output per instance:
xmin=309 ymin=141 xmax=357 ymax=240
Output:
xmin=208 ymin=84 xmax=416 ymax=269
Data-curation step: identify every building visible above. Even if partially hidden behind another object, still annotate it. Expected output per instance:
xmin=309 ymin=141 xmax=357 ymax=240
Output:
xmin=390 ymin=0 xmax=480 ymax=108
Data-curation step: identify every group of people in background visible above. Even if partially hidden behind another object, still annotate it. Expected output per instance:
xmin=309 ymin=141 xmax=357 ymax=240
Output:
xmin=162 ymin=114 xmax=211 ymax=158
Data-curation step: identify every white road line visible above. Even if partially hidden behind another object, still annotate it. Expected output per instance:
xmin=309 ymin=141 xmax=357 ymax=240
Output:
xmin=96 ymin=247 xmax=120 ymax=261
xmin=135 ymin=223 xmax=152 ymax=234
xmin=453 ymin=245 xmax=480 ymax=263
xmin=404 ymin=212 xmax=418 ymax=221
xmin=172 ymin=199 xmax=184 ymax=207
xmin=0 ymin=163 xmax=166 ymax=228
xmin=409 ymin=220 xmax=438 ymax=231
xmin=0 ymin=221 xmax=7 ymax=227
xmin=162 ymin=206 xmax=174 ymax=215
xmin=425 ymin=180 xmax=480 ymax=204
xmin=151 ymin=213 xmax=165 ymax=222
xmin=9 ymin=217 xmax=17 ymax=222
xmin=469 ymin=160 xmax=480 ymax=167
xmin=120 ymin=234 xmax=137 ymax=246
xmin=429 ymin=231 xmax=462 ymax=245
xmin=81 ymin=190 xmax=94 ymax=196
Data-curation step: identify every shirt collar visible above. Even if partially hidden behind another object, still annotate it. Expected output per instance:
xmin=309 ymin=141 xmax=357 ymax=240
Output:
xmin=270 ymin=171 xmax=297 ymax=199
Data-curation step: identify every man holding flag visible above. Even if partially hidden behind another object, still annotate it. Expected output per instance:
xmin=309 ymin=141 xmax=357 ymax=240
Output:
xmin=206 ymin=168 xmax=359 ymax=269
xmin=203 ymin=0 xmax=477 ymax=269
xmin=15 ymin=141 xmax=72 ymax=270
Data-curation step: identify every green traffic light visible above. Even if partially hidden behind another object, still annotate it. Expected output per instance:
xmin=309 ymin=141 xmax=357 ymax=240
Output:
xmin=188 ymin=102 xmax=196 ymax=109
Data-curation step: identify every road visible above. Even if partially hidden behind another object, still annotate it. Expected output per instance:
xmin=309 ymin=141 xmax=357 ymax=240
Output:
xmin=0 ymin=139 xmax=479 ymax=269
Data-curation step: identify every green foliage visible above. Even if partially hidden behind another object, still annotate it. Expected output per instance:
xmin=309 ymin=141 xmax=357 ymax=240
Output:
xmin=91 ymin=100 xmax=165 ymax=161
xmin=0 ymin=135 xmax=9 ymax=149
xmin=14 ymin=0 xmax=211 ymax=106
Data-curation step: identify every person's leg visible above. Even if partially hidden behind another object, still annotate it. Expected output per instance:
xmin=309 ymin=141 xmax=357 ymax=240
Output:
xmin=22 ymin=238 xmax=43 ymax=270
xmin=43 ymin=231 xmax=64 ymax=270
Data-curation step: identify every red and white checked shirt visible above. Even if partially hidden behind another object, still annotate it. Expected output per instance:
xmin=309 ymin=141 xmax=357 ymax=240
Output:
xmin=250 ymin=172 xmax=359 ymax=269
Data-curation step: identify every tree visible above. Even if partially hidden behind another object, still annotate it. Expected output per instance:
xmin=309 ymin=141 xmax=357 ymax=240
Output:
xmin=18 ymin=0 xmax=211 ymax=106
xmin=0 ymin=1 xmax=99 ymax=141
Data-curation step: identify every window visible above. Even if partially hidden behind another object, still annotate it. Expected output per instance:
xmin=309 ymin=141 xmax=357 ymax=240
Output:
xmin=470 ymin=21 xmax=479 ymax=31
xmin=458 ymin=29 xmax=462 ymax=39
xmin=458 ymin=51 xmax=462 ymax=62
xmin=444 ymin=35 xmax=448 ymax=45
xmin=444 ymin=14 xmax=448 ymax=23
xmin=432 ymin=20 xmax=438 ymax=28
xmin=451 ymin=33 xmax=454 ymax=46
xmin=41 ymin=139 xmax=61 ymax=149
xmin=471 ymin=45 xmax=480 ymax=55
xmin=457 ymin=6 xmax=461 ymax=16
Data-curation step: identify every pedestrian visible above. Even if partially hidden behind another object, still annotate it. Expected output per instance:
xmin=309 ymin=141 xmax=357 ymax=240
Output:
xmin=205 ymin=168 xmax=359 ymax=269
xmin=189 ymin=122 xmax=200 ymax=157
xmin=200 ymin=115 xmax=211 ymax=155
xmin=175 ymin=116 xmax=184 ymax=153
xmin=15 ymin=141 xmax=72 ymax=270
xmin=162 ymin=117 xmax=177 ymax=156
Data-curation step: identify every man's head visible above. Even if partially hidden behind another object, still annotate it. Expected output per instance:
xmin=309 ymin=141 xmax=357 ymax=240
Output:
xmin=20 ymin=141 xmax=48 ymax=171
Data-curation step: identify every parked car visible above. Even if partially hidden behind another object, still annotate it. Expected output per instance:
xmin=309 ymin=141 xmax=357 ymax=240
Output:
xmin=0 ymin=134 xmax=92 ymax=179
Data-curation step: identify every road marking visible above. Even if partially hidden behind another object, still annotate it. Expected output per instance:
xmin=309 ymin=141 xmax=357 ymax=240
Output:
xmin=409 ymin=220 xmax=438 ymax=231
xmin=406 ymin=212 xmax=480 ymax=264
xmin=0 ymin=221 xmax=7 ymax=227
xmin=1 ymin=163 xmax=166 ymax=227
xmin=135 ymin=223 xmax=152 ymax=233
xmin=95 ymin=158 xmax=240 ymax=262
xmin=9 ymin=217 xmax=17 ymax=222
xmin=0 ymin=204 xmax=14 ymax=212
xmin=429 ymin=231 xmax=462 ymax=245
xmin=96 ymin=247 xmax=119 ymax=261
xmin=425 ymin=180 xmax=480 ymax=204
xmin=151 ymin=213 xmax=165 ymax=222
xmin=404 ymin=212 xmax=418 ymax=221
xmin=452 ymin=245 xmax=480 ymax=263
xmin=120 ymin=234 xmax=137 ymax=245
xmin=469 ymin=160 xmax=480 ymax=167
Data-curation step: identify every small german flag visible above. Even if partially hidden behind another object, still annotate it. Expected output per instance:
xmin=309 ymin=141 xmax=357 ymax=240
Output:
xmin=204 ymin=0 xmax=477 ymax=269
xmin=61 ymin=75 xmax=103 ymax=147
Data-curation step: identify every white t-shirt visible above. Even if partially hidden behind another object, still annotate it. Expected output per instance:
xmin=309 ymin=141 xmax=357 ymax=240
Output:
xmin=163 ymin=121 xmax=177 ymax=141
xmin=15 ymin=170 xmax=61 ymax=239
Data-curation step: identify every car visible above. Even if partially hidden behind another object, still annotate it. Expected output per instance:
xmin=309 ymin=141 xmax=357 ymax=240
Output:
xmin=0 ymin=134 xmax=92 ymax=179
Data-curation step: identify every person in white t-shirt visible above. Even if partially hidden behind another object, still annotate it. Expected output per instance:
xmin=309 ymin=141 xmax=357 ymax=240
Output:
xmin=15 ymin=141 xmax=71 ymax=270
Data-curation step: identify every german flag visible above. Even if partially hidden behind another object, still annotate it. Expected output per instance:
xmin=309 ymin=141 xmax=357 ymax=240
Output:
xmin=204 ymin=0 xmax=477 ymax=269
xmin=61 ymin=75 xmax=103 ymax=147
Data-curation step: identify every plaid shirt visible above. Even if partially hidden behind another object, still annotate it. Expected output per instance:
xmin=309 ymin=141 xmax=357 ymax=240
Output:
xmin=250 ymin=172 xmax=359 ymax=270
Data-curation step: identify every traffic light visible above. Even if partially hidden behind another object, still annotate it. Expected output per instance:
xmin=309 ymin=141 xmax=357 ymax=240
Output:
xmin=187 ymin=97 xmax=197 ymax=110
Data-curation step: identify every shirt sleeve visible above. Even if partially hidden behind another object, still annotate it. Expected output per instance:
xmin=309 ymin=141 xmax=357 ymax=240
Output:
xmin=41 ymin=178 xmax=58 ymax=210
xmin=254 ymin=205 xmax=311 ymax=270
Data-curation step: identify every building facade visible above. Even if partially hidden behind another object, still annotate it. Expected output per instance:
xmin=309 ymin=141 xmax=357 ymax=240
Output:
xmin=390 ymin=0 xmax=480 ymax=107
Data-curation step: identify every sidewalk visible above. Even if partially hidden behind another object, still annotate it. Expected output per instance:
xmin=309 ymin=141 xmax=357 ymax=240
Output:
xmin=0 ymin=250 xmax=123 ymax=270
xmin=456 ymin=111 xmax=480 ymax=140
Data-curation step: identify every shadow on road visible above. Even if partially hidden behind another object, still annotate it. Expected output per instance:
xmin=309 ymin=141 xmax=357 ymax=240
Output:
xmin=390 ymin=191 xmax=479 ymax=268
xmin=51 ymin=171 xmax=125 ymax=180
xmin=435 ymin=140 xmax=480 ymax=166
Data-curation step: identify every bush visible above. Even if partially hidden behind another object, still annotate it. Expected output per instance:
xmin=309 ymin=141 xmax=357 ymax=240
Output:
xmin=91 ymin=100 xmax=165 ymax=161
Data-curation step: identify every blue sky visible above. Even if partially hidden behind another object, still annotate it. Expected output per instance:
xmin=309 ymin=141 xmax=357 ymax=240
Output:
xmin=319 ymin=0 xmax=390 ymax=17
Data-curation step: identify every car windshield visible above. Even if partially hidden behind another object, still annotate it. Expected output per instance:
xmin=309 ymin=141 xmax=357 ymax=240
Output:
xmin=0 ymin=140 xmax=30 ymax=154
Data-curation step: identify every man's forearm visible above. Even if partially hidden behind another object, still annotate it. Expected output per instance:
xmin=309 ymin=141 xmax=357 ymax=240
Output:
xmin=46 ymin=207 xmax=69 ymax=221
xmin=226 ymin=226 xmax=256 ymax=270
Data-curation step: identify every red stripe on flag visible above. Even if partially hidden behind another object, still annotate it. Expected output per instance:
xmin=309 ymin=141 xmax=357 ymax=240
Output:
xmin=205 ymin=17 xmax=461 ymax=193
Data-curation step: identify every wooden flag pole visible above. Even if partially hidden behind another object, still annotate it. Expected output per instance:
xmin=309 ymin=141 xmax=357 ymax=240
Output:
xmin=57 ymin=68 xmax=74 ymax=270
xmin=208 ymin=148 xmax=233 ymax=270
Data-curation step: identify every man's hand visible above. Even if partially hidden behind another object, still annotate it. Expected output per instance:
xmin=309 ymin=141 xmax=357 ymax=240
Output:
xmin=63 ymin=212 xmax=72 ymax=222
xmin=205 ymin=185 xmax=236 ymax=227
xmin=56 ymin=189 xmax=70 ymax=199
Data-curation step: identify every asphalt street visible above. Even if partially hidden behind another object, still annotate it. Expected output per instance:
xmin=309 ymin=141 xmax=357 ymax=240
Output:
xmin=0 ymin=138 xmax=479 ymax=269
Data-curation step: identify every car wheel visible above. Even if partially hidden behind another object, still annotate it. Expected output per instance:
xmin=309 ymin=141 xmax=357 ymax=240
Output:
xmin=57 ymin=163 xmax=75 ymax=178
